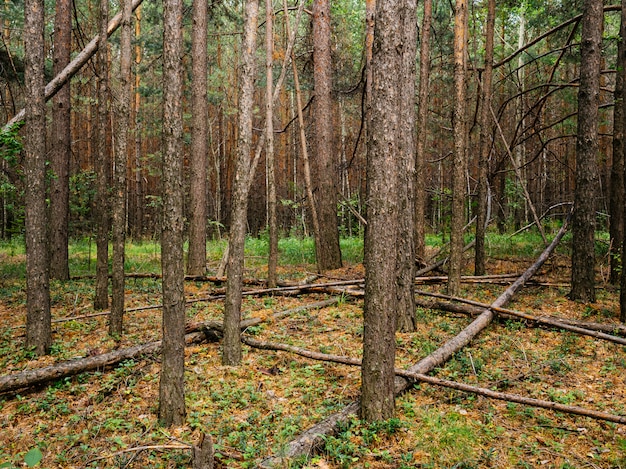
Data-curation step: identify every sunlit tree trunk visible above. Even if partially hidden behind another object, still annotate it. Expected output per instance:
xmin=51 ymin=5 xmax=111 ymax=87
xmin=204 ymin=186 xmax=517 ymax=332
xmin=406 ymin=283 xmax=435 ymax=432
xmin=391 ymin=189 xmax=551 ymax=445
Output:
xmin=24 ymin=0 xmax=51 ymax=355
xmin=396 ymin=0 xmax=417 ymax=332
xmin=110 ymin=0 xmax=133 ymax=337
xmin=414 ymin=0 xmax=432 ymax=268
xmin=611 ymin=0 xmax=625 ymax=285
xmin=447 ymin=0 xmax=468 ymax=296
xmin=312 ymin=0 xmax=342 ymax=273
xmin=474 ymin=0 xmax=496 ymax=276
xmin=223 ymin=0 xmax=259 ymax=366
xmin=94 ymin=0 xmax=110 ymax=310
xmin=570 ymin=0 xmax=602 ymax=302
xmin=266 ymin=0 xmax=278 ymax=288
xmin=49 ymin=0 xmax=71 ymax=281
xmin=133 ymin=6 xmax=144 ymax=238
xmin=361 ymin=0 xmax=407 ymax=422
xmin=159 ymin=0 xmax=186 ymax=426
xmin=187 ymin=0 xmax=209 ymax=276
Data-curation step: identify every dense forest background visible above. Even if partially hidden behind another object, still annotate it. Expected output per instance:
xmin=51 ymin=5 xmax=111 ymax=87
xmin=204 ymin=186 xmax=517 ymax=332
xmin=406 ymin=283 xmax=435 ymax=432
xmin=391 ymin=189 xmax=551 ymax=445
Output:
xmin=1 ymin=0 xmax=620 ymax=243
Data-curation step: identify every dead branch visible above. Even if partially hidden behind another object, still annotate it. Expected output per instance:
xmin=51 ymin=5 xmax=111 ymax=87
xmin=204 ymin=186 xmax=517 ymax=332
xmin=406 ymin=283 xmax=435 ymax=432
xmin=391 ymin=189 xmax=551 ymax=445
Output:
xmin=415 ymin=289 xmax=626 ymax=346
xmin=257 ymin=215 xmax=571 ymax=467
xmin=0 ymin=299 xmax=337 ymax=395
xmin=244 ymin=337 xmax=626 ymax=440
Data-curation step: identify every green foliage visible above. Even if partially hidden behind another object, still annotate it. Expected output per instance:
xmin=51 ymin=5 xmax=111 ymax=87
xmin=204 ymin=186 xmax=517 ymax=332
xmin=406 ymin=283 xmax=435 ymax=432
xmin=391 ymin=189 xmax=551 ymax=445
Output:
xmin=69 ymin=170 xmax=96 ymax=235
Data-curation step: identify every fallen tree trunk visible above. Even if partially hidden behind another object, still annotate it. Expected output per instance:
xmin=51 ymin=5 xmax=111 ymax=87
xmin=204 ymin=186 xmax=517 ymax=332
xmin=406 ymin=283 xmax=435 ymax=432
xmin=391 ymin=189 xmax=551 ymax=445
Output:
xmin=415 ymin=290 xmax=626 ymax=346
xmin=243 ymin=336 xmax=626 ymax=425
xmin=0 ymin=299 xmax=337 ymax=395
xmin=257 ymin=217 xmax=571 ymax=468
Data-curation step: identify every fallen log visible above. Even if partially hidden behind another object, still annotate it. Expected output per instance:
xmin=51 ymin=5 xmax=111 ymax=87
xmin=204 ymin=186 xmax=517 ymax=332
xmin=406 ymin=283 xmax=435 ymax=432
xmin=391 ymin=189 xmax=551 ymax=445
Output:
xmin=257 ymin=216 xmax=571 ymax=468
xmin=0 ymin=299 xmax=337 ymax=395
xmin=243 ymin=336 xmax=626 ymax=425
xmin=415 ymin=290 xmax=626 ymax=346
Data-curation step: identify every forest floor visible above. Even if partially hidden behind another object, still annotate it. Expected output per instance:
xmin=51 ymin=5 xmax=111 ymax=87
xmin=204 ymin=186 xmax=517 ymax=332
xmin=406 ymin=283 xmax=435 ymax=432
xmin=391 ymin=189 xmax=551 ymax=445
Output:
xmin=1 ymin=239 xmax=626 ymax=468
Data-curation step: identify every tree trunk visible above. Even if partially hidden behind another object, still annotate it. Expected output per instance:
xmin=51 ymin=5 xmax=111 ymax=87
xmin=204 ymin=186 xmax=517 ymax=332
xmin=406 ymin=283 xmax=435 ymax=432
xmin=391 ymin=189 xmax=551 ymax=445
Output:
xmin=49 ymin=0 xmax=71 ymax=281
xmin=110 ymin=0 xmax=132 ymax=337
xmin=266 ymin=0 xmax=278 ymax=288
xmin=223 ymin=0 xmax=259 ymax=366
xmin=187 ymin=0 xmax=209 ymax=276
xmin=474 ymin=0 xmax=495 ymax=276
xmin=610 ymin=0 xmax=625 ymax=285
xmin=570 ymin=0 xmax=602 ymax=302
xmin=414 ymin=0 xmax=432 ymax=268
xmin=94 ymin=0 xmax=110 ymax=311
xmin=396 ymin=1 xmax=417 ymax=333
xmin=24 ymin=0 xmax=51 ymax=355
xmin=159 ymin=0 xmax=186 ymax=426
xmin=361 ymin=0 xmax=404 ymax=422
xmin=447 ymin=0 xmax=468 ymax=296
xmin=312 ymin=0 xmax=342 ymax=273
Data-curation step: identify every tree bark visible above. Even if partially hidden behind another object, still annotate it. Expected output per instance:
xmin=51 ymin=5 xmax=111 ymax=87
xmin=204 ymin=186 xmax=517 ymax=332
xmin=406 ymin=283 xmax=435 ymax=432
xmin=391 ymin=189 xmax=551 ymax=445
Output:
xmin=474 ymin=0 xmax=495 ymax=276
xmin=24 ymin=0 xmax=51 ymax=355
xmin=159 ymin=0 xmax=186 ymax=426
xmin=187 ymin=0 xmax=209 ymax=276
xmin=361 ymin=0 xmax=404 ymax=422
xmin=610 ymin=0 xmax=626 ymax=285
xmin=312 ymin=0 xmax=342 ymax=273
xmin=3 ymin=0 xmax=146 ymax=132
xmin=266 ymin=0 xmax=278 ymax=288
xmin=94 ymin=0 xmax=110 ymax=311
xmin=223 ymin=0 xmax=259 ymax=366
xmin=49 ymin=0 xmax=71 ymax=281
xmin=414 ymin=0 xmax=432 ymax=268
xmin=192 ymin=433 xmax=214 ymax=469
xmin=447 ymin=0 xmax=468 ymax=296
xmin=110 ymin=0 xmax=133 ymax=337
xmin=396 ymin=0 xmax=417 ymax=333
xmin=570 ymin=0 xmax=602 ymax=302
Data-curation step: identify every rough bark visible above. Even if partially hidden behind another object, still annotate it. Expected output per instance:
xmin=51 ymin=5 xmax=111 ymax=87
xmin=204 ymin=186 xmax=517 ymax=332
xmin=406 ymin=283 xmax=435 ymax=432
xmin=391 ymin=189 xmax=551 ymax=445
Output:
xmin=49 ymin=0 xmax=71 ymax=281
xmin=223 ymin=0 xmax=258 ymax=366
xmin=192 ymin=433 xmax=214 ymax=469
xmin=24 ymin=0 xmax=51 ymax=355
xmin=447 ymin=0 xmax=468 ymax=296
xmin=570 ymin=0 xmax=603 ymax=302
xmin=474 ymin=0 xmax=495 ymax=276
xmin=94 ymin=0 xmax=110 ymax=311
xmin=258 ymin=217 xmax=570 ymax=465
xmin=395 ymin=0 xmax=417 ymax=333
xmin=312 ymin=0 xmax=342 ymax=273
xmin=3 ymin=0 xmax=145 ymax=132
xmin=159 ymin=0 xmax=186 ymax=426
xmin=414 ymin=0 xmax=432 ymax=268
xmin=266 ymin=0 xmax=278 ymax=288
xmin=187 ymin=0 xmax=209 ymax=276
xmin=610 ymin=0 xmax=626 ymax=285
xmin=110 ymin=0 xmax=133 ymax=337
xmin=361 ymin=0 xmax=403 ymax=422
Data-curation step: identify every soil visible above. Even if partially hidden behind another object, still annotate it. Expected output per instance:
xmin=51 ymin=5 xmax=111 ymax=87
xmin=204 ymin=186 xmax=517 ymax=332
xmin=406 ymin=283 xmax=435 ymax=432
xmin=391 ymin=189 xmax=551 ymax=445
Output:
xmin=1 ymin=253 xmax=625 ymax=468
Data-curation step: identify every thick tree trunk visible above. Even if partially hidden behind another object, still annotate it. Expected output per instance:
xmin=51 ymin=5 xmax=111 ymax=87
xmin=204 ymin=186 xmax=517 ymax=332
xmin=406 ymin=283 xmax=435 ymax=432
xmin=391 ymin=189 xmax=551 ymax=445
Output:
xmin=361 ymin=0 xmax=404 ymax=422
xmin=570 ymin=0 xmax=602 ymax=302
xmin=24 ymin=0 xmax=51 ymax=355
xmin=223 ymin=0 xmax=258 ymax=366
xmin=447 ymin=0 xmax=468 ymax=296
xmin=159 ymin=0 xmax=186 ymax=426
xmin=474 ymin=0 xmax=495 ymax=276
xmin=312 ymin=0 xmax=342 ymax=273
xmin=611 ymin=0 xmax=626 ymax=285
xmin=414 ymin=0 xmax=432 ymax=268
xmin=110 ymin=0 xmax=133 ymax=337
xmin=94 ymin=0 xmax=110 ymax=311
xmin=49 ymin=0 xmax=71 ymax=281
xmin=396 ymin=1 xmax=417 ymax=333
xmin=187 ymin=0 xmax=209 ymax=276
